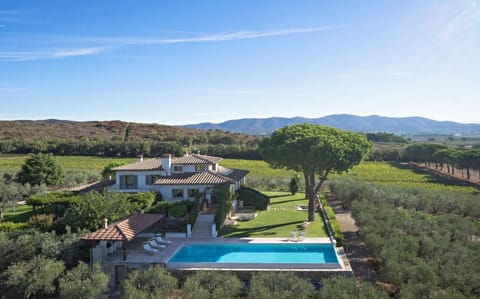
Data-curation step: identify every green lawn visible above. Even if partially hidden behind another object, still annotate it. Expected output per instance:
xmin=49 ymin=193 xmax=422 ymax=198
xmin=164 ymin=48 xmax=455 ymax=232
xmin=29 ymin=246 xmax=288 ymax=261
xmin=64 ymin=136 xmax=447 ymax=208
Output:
xmin=3 ymin=204 xmax=33 ymax=223
xmin=219 ymin=192 xmax=328 ymax=238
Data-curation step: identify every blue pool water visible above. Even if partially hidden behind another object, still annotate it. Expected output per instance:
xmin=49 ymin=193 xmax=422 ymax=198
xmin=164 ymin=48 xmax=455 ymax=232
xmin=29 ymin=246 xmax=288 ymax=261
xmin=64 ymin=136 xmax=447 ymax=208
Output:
xmin=169 ymin=243 xmax=338 ymax=264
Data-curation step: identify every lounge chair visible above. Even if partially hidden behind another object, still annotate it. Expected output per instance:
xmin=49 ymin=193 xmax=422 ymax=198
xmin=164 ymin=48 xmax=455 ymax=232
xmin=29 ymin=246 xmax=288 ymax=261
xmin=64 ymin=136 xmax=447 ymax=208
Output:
xmin=154 ymin=233 xmax=172 ymax=244
xmin=297 ymin=230 xmax=305 ymax=242
xmin=143 ymin=242 xmax=158 ymax=254
xmin=287 ymin=230 xmax=297 ymax=242
xmin=148 ymin=239 xmax=166 ymax=249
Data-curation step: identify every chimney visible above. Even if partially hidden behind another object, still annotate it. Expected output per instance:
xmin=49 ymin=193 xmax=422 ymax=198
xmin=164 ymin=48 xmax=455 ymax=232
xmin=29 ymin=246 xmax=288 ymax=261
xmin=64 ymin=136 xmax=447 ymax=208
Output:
xmin=197 ymin=150 xmax=200 ymax=154
xmin=162 ymin=154 xmax=172 ymax=175
xmin=184 ymin=151 xmax=189 ymax=157
xmin=136 ymin=155 xmax=143 ymax=162
xmin=103 ymin=218 xmax=108 ymax=229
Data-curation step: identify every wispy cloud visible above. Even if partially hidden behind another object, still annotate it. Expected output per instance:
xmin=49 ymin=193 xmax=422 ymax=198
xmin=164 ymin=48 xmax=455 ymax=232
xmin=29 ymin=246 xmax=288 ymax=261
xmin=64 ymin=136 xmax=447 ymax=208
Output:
xmin=189 ymin=89 xmax=312 ymax=97
xmin=83 ymin=88 xmax=312 ymax=99
xmin=0 ymin=26 xmax=341 ymax=62
xmin=79 ymin=26 xmax=342 ymax=45
xmin=85 ymin=91 xmax=156 ymax=97
xmin=330 ymin=69 xmax=411 ymax=79
xmin=0 ymin=47 xmax=108 ymax=61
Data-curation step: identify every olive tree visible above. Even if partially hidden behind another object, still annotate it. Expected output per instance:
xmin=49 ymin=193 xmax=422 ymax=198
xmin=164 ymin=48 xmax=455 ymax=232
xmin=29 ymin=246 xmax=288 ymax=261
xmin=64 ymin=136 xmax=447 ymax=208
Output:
xmin=121 ymin=265 xmax=178 ymax=299
xmin=248 ymin=272 xmax=315 ymax=299
xmin=59 ymin=262 xmax=109 ymax=299
xmin=259 ymin=124 xmax=372 ymax=221
xmin=5 ymin=256 xmax=65 ymax=298
xmin=182 ymin=271 xmax=242 ymax=299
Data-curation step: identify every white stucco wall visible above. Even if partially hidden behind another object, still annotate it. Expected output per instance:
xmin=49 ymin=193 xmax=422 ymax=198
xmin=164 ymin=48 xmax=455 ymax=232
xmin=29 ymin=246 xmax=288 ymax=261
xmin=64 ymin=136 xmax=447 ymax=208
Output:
xmin=113 ymin=170 xmax=165 ymax=192
xmin=156 ymin=185 xmax=209 ymax=201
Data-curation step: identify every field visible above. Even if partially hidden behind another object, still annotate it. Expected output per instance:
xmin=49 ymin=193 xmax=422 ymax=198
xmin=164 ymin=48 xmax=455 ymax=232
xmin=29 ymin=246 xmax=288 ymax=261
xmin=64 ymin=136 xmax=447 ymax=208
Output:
xmin=1 ymin=155 xmax=475 ymax=193
xmin=219 ymin=192 xmax=327 ymax=238
xmin=221 ymin=159 xmax=292 ymax=179
xmin=332 ymin=162 xmax=478 ymax=192
xmin=0 ymin=155 xmax=288 ymax=177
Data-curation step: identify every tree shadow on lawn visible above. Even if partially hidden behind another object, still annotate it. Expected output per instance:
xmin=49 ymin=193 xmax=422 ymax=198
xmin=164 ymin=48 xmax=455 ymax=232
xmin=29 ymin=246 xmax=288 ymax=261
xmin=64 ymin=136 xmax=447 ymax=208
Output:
xmin=220 ymin=220 xmax=303 ymax=238
xmin=268 ymin=194 xmax=293 ymax=199
xmin=269 ymin=198 xmax=306 ymax=206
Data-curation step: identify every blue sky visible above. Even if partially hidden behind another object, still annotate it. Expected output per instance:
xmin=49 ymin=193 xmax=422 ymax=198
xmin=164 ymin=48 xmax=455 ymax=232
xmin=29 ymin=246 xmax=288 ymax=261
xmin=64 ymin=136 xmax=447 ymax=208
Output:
xmin=1 ymin=0 xmax=479 ymax=125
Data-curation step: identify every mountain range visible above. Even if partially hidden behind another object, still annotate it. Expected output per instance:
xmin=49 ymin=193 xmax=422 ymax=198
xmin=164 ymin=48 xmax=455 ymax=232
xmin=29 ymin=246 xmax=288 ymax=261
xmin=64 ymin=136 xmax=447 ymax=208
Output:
xmin=183 ymin=114 xmax=480 ymax=136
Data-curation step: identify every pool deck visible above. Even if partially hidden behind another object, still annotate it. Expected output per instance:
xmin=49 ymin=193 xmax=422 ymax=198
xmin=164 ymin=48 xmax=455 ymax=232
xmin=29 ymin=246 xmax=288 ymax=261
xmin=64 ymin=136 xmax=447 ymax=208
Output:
xmin=103 ymin=236 xmax=351 ymax=274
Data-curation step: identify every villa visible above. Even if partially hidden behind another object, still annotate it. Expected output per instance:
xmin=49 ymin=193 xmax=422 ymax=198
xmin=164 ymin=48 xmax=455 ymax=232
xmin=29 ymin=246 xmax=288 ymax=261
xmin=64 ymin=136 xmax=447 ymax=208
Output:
xmin=109 ymin=153 xmax=249 ymax=203
xmin=83 ymin=153 xmax=351 ymax=284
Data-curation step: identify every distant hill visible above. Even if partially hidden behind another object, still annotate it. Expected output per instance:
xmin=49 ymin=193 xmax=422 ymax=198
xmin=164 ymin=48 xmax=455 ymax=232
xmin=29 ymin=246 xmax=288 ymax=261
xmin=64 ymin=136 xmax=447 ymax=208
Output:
xmin=0 ymin=119 xmax=263 ymax=159
xmin=183 ymin=114 xmax=480 ymax=135
xmin=0 ymin=119 xmax=257 ymax=144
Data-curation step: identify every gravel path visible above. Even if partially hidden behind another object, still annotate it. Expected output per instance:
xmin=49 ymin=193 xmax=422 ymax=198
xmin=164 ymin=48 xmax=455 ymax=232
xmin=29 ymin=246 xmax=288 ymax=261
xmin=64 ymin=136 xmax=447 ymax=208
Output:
xmin=326 ymin=195 xmax=378 ymax=283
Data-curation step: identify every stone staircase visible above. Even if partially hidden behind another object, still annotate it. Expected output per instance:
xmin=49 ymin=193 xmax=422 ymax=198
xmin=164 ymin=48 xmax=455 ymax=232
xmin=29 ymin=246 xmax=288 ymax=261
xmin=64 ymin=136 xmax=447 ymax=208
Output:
xmin=190 ymin=214 xmax=216 ymax=240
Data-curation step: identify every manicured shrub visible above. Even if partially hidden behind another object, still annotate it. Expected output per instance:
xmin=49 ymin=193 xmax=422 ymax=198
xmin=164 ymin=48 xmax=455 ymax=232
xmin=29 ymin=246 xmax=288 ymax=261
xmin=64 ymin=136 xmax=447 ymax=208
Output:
xmin=0 ymin=221 xmax=29 ymax=232
xmin=182 ymin=271 xmax=242 ymax=299
xmin=237 ymin=187 xmax=269 ymax=210
xmin=329 ymin=220 xmax=345 ymax=248
xmin=289 ymin=173 xmax=300 ymax=195
xmin=186 ymin=199 xmax=199 ymax=225
xmin=147 ymin=201 xmax=170 ymax=214
xmin=154 ymin=191 xmax=163 ymax=203
xmin=169 ymin=202 xmax=187 ymax=218
xmin=323 ymin=205 xmax=336 ymax=220
xmin=127 ymin=192 xmax=155 ymax=210
xmin=214 ymin=184 xmax=235 ymax=230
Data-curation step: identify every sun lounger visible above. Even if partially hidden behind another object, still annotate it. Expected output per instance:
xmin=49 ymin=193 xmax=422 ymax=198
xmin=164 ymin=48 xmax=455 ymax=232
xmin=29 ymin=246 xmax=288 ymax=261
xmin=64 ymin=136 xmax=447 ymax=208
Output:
xmin=154 ymin=233 xmax=172 ymax=244
xmin=287 ymin=230 xmax=297 ymax=241
xmin=297 ymin=230 xmax=305 ymax=242
xmin=143 ymin=242 xmax=158 ymax=254
xmin=149 ymin=239 xmax=166 ymax=249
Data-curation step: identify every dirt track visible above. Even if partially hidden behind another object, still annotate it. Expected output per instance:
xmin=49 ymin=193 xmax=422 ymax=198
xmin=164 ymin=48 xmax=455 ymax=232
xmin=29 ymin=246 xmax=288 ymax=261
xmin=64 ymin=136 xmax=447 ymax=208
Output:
xmin=326 ymin=195 xmax=378 ymax=283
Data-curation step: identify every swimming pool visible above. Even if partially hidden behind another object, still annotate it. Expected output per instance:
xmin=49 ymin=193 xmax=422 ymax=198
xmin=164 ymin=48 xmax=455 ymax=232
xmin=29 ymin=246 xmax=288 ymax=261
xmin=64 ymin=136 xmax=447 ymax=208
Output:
xmin=168 ymin=243 xmax=339 ymax=264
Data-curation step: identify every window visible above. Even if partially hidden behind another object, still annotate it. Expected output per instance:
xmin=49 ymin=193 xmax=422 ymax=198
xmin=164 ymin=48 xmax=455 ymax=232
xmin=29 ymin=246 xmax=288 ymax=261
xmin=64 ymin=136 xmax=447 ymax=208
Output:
xmin=188 ymin=189 xmax=200 ymax=198
xmin=146 ymin=175 xmax=161 ymax=185
xmin=195 ymin=165 xmax=206 ymax=172
xmin=172 ymin=189 xmax=184 ymax=198
xmin=119 ymin=175 xmax=138 ymax=189
xmin=173 ymin=165 xmax=183 ymax=173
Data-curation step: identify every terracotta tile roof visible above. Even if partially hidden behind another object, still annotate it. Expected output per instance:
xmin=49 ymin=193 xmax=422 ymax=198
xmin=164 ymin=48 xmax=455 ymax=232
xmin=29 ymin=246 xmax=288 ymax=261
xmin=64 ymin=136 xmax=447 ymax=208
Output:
xmin=111 ymin=154 xmax=222 ymax=171
xmin=172 ymin=154 xmax=223 ymax=165
xmin=225 ymin=169 xmax=250 ymax=181
xmin=112 ymin=158 xmax=164 ymax=171
xmin=67 ymin=179 xmax=115 ymax=194
xmin=154 ymin=171 xmax=240 ymax=185
xmin=81 ymin=214 xmax=164 ymax=241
